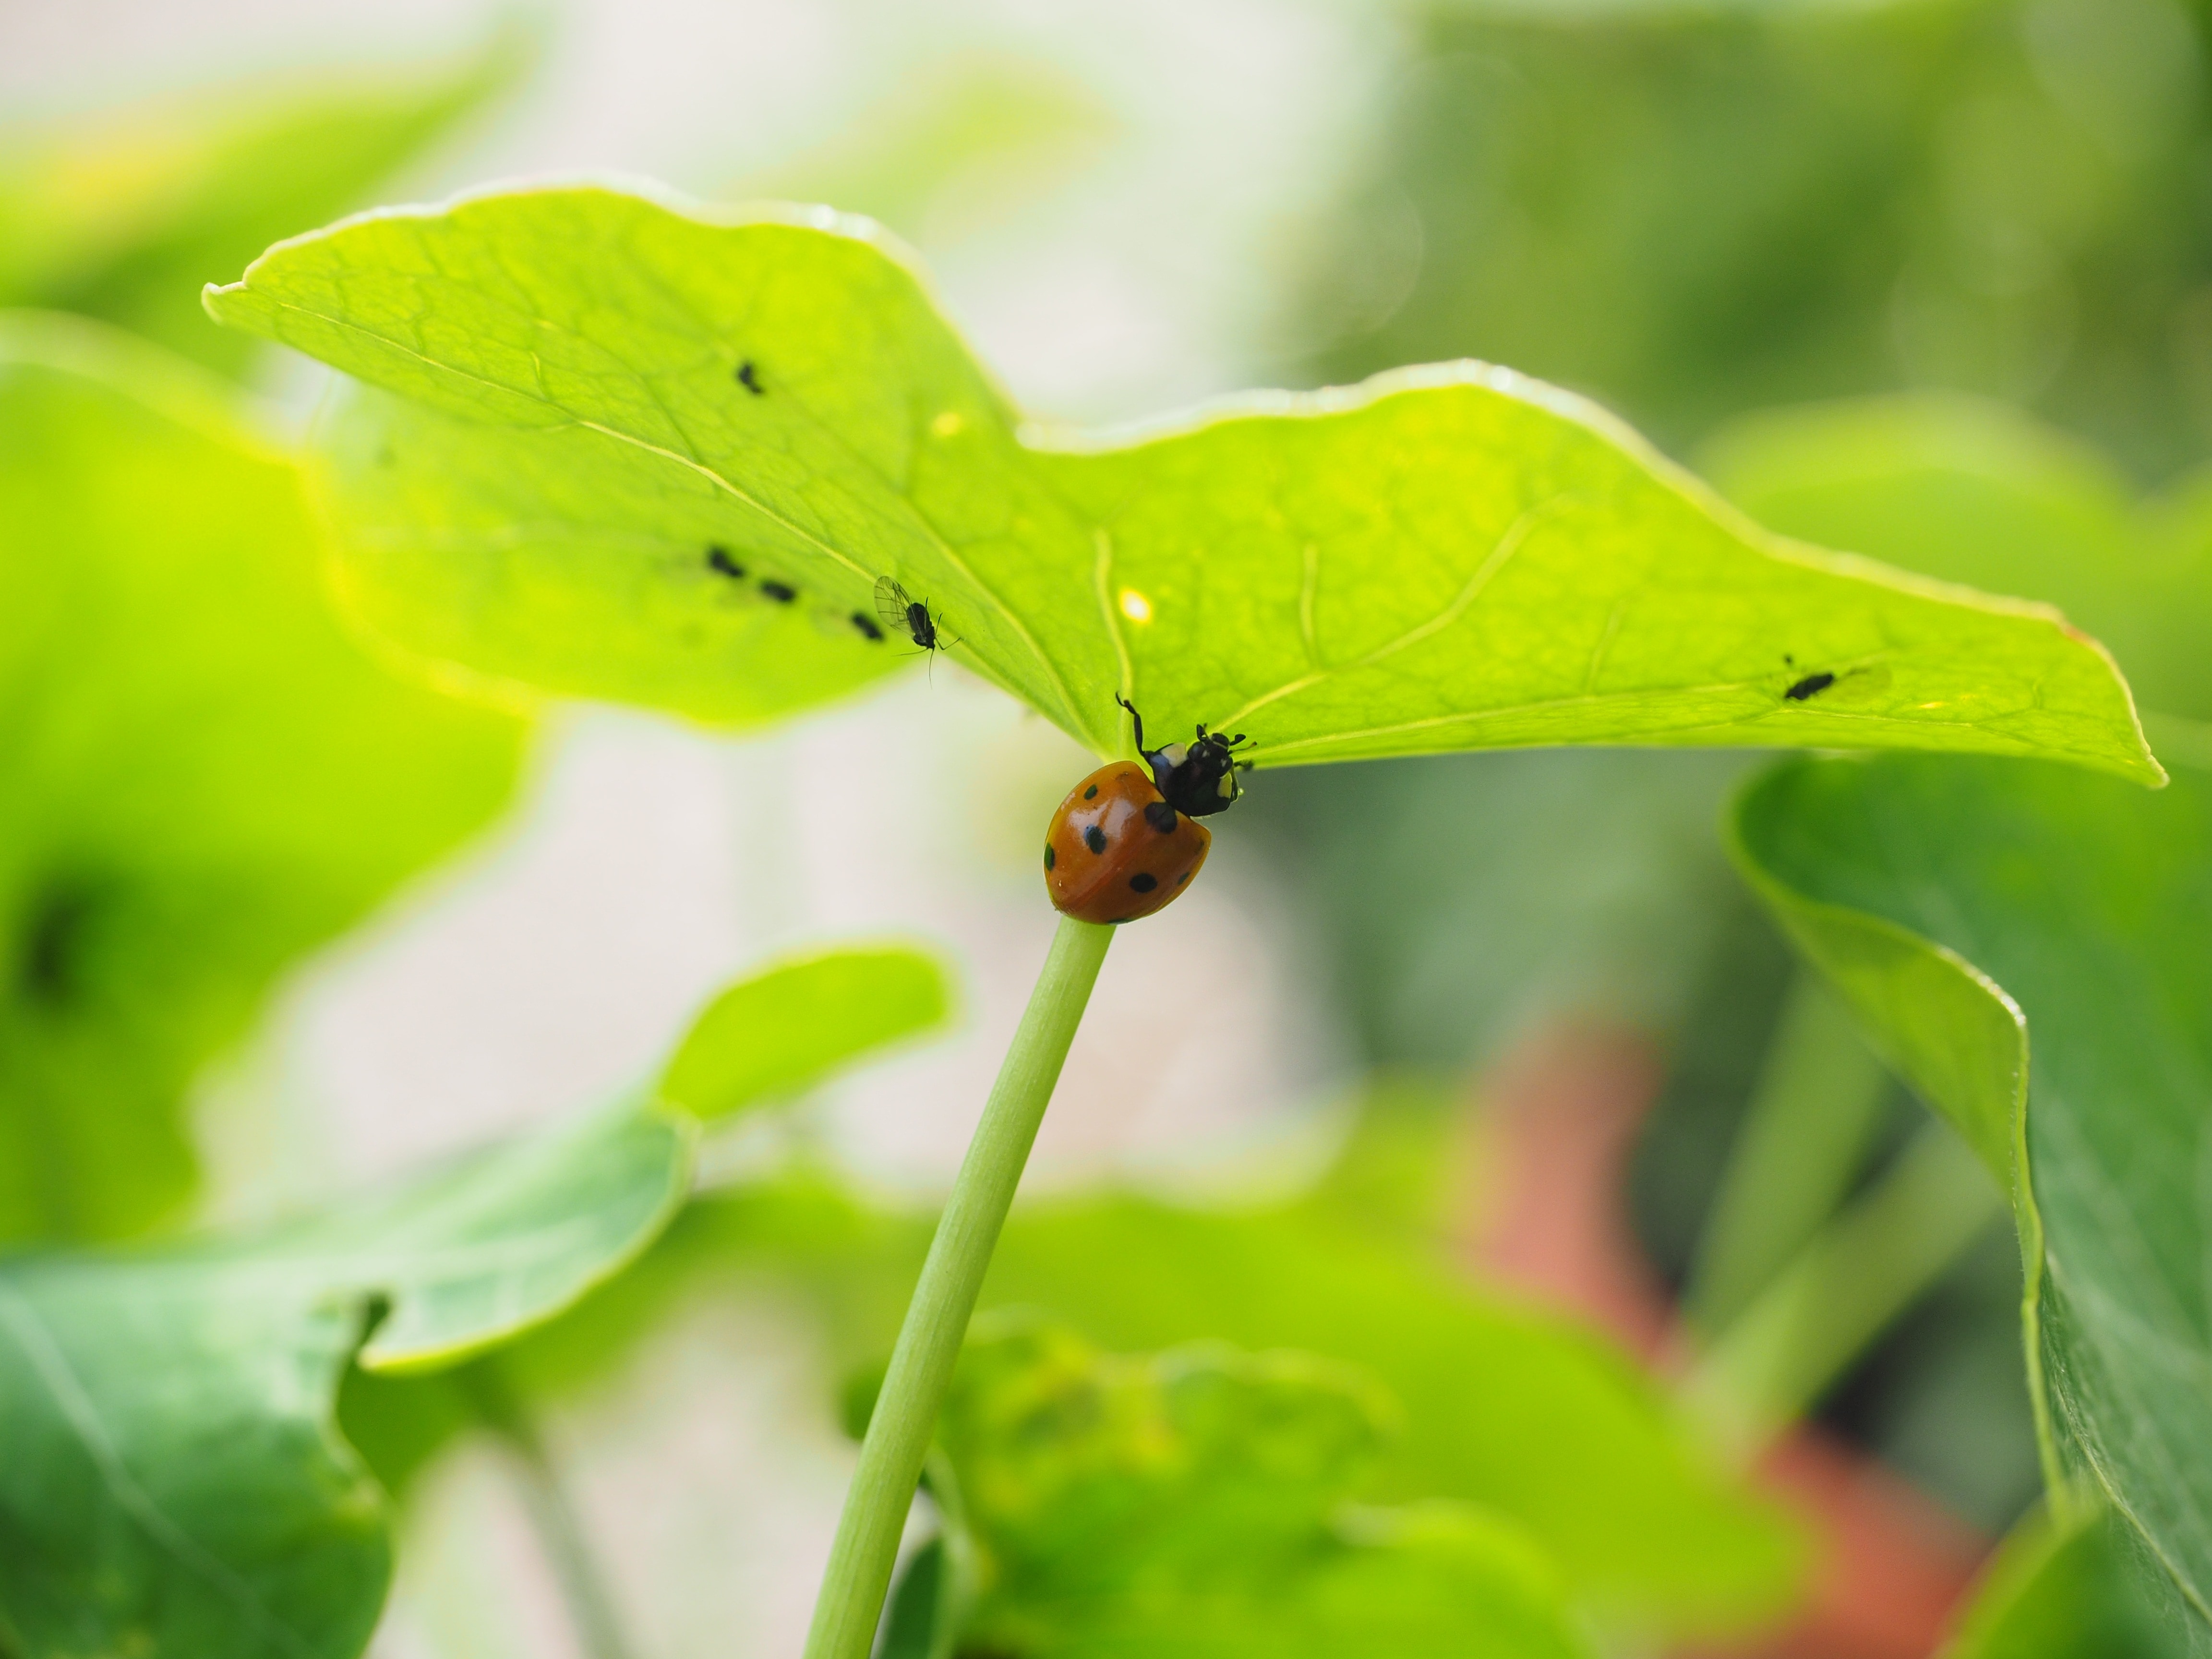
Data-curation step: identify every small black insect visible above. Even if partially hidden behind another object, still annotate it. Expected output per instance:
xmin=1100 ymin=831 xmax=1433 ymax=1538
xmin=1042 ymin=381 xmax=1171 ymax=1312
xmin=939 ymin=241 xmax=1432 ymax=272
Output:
xmin=1784 ymin=672 xmax=1836 ymax=702
xmin=850 ymin=612 xmax=885 ymax=641
xmin=760 ymin=579 xmax=798 ymax=604
xmin=874 ymin=576 xmax=957 ymax=655
xmin=706 ymin=546 xmax=746 ymax=580
xmin=736 ymin=361 xmax=764 ymax=396
xmin=1117 ymin=695 xmax=1252 ymax=818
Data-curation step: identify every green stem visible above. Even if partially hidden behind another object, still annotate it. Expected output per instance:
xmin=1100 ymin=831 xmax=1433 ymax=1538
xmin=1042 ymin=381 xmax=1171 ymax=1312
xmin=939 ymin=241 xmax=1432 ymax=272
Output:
xmin=1684 ymin=972 xmax=1891 ymax=1336
xmin=1681 ymin=1119 xmax=2004 ymax=1462
xmin=803 ymin=914 xmax=1115 ymax=1659
xmin=458 ymin=1361 xmax=637 ymax=1659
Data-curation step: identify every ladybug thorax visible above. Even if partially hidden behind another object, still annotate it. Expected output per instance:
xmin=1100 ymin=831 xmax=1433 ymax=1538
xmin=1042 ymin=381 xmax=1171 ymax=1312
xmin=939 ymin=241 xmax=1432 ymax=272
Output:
xmin=1145 ymin=732 xmax=1244 ymax=819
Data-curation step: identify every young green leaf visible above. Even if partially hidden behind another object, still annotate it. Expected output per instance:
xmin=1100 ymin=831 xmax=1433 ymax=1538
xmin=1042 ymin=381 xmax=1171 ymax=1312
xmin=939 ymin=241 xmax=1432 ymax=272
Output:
xmin=1733 ymin=752 xmax=2212 ymax=1634
xmin=0 ymin=314 xmax=524 ymax=1247
xmin=908 ymin=1314 xmax=1595 ymax=1659
xmin=0 ymin=1099 xmax=690 ymax=1659
xmin=0 ymin=27 xmax=529 ymax=376
xmin=206 ymin=186 xmax=2157 ymax=778
xmin=659 ymin=942 xmax=956 ymax=1121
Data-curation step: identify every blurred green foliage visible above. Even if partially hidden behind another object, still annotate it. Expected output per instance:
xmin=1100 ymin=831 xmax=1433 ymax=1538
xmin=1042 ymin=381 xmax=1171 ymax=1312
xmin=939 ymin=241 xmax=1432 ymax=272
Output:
xmin=1943 ymin=1504 xmax=2199 ymax=1657
xmin=498 ymin=1093 xmax=1804 ymax=1645
xmin=869 ymin=1314 xmax=1595 ymax=1659
xmin=0 ymin=27 xmax=528 ymax=378
xmin=0 ymin=941 xmax=954 ymax=1657
xmin=0 ymin=317 xmax=524 ymax=1247
xmin=1300 ymin=0 xmax=2212 ymax=481
xmin=0 ymin=1097 xmax=691 ymax=1659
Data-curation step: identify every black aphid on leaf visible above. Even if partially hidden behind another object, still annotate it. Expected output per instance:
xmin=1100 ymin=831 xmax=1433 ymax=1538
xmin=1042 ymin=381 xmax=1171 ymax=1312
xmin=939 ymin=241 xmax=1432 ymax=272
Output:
xmin=736 ymin=361 xmax=764 ymax=395
xmin=1784 ymin=672 xmax=1836 ymax=701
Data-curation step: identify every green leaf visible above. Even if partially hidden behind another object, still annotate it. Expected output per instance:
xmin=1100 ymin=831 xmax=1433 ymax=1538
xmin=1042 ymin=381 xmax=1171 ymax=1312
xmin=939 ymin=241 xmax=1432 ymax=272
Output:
xmin=0 ymin=1099 xmax=691 ymax=1659
xmin=0 ymin=314 xmax=525 ymax=1246
xmin=504 ymin=1167 xmax=1804 ymax=1642
xmin=338 ymin=939 xmax=960 ymax=1495
xmin=1700 ymin=393 xmax=2212 ymax=726
xmin=659 ymin=942 xmax=956 ymax=1122
xmin=0 ymin=935 xmax=957 ymax=1655
xmin=1732 ymin=752 xmax=2212 ymax=1631
xmin=919 ymin=1314 xmax=1595 ymax=1659
xmin=1944 ymin=1503 xmax=2197 ymax=1659
xmin=0 ymin=28 xmax=529 ymax=375
xmin=206 ymin=185 xmax=2157 ymax=777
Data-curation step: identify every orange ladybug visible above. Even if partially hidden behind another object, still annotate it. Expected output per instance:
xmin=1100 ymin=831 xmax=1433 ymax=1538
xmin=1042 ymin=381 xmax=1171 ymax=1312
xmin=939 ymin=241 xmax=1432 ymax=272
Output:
xmin=1043 ymin=702 xmax=1253 ymax=925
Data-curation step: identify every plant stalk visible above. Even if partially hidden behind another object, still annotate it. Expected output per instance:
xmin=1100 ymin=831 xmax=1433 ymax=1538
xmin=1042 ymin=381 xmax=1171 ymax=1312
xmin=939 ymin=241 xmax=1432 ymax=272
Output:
xmin=460 ymin=1361 xmax=637 ymax=1659
xmin=803 ymin=914 xmax=1115 ymax=1659
xmin=1684 ymin=972 xmax=1891 ymax=1336
xmin=1681 ymin=1118 xmax=2004 ymax=1462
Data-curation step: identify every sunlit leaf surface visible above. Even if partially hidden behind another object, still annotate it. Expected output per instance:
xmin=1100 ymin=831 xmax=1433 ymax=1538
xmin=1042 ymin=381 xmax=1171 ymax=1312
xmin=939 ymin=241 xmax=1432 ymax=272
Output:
xmin=206 ymin=186 xmax=2156 ymax=777
xmin=0 ymin=315 xmax=524 ymax=1246
xmin=1703 ymin=394 xmax=2212 ymax=726
xmin=1735 ymin=753 xmax=2212 ymax=1634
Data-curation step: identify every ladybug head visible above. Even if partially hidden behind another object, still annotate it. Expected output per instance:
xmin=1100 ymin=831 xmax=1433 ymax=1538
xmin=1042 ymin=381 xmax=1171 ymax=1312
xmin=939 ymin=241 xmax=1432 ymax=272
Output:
xmin=1118 ymin=697 xmax=1250 ymax=819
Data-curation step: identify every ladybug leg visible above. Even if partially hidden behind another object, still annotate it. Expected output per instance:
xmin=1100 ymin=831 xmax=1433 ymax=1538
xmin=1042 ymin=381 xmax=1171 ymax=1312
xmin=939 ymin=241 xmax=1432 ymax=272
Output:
xmin=1115 ymin=693 xmax=1147 ymax=756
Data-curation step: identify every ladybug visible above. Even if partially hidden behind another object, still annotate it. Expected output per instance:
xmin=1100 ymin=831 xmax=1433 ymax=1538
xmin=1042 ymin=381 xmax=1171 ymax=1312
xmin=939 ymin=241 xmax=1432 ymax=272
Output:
xmin=1042 ymin=701 xmax=1252 ymax=925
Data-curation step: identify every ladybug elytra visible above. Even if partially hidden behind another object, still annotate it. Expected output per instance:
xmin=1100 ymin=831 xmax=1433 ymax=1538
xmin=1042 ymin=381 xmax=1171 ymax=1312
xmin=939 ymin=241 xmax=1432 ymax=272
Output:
xmin=1042 ymin=700 xmax=1253 ymax=925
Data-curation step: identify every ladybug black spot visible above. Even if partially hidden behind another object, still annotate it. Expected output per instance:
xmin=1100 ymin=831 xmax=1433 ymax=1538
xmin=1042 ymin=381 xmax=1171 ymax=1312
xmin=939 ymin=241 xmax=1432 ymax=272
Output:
xmin=707 ymin=547 xmax=746 ymax=579
xmin=1130 ymin=872 xmax=1158 ymax=893
xmin=1785 ymin=672 xmax=1836 ymax=701
xmin=1084 ymin=784 xmax=1098 ymax=800
xmin=1083 ymin=824 xmax=1108 ymax=855
xmin=851 ymin=612 xmax=884 ymax=641
xmin=1044 ymin=844 xmax=1056 ymax=871
xmin=1143 ymin=800 xmax=1177 ymax=834
xmin=737 ymin=361 xmax=764 ymax=395
xmin=760 ymin=580 xmax=798 ymax=604
xmin=1176 ymin=872 xmax=1189 ymax=885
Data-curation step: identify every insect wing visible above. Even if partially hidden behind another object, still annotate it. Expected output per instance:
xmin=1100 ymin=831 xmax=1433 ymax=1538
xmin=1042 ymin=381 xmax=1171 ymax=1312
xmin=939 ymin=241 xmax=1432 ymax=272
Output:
xmin=874 ymin=576 xmax=916 ymax=635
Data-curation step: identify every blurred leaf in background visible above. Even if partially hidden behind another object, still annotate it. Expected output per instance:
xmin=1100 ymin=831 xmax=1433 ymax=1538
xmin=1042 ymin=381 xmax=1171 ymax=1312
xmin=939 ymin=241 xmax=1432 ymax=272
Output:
xmin=1253 ymin=747 xmax=1753 ymax=1071
xmin=1941 ymin=1503 xmax=2198 ymax=1658
xmin=0 ymin=941 xmax=955 ymax=1659
xmin=1736 ymin=752 xmax=2212 ymax=1635
xmin=0 ymin=315 xmax=524 ymax=1247
xmin=0 ymin=23 xmax=530 ymax=378
xmin=1294 ymin=0 xmax=2212 ymax=481
xmin=0 ymin=1096 xmax=691 ymax=1659
xmin=736 ymin=53 xmax=1121 ymax=252
xmin=867 ymin=1314 xmax=1596 ymax=1659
